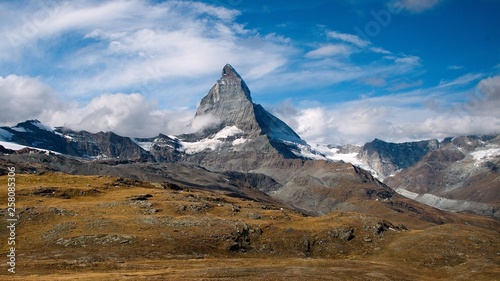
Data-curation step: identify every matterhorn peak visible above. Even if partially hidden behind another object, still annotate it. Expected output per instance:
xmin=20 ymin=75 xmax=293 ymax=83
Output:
xmin=187 ymin=64 xmax=319 ymax=160
xmin=194 ymin=64 xmax=256 ymax=133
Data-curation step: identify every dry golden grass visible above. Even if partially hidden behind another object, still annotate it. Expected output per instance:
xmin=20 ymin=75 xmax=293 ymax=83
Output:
xmin=0 ymin=173 xmax=498 ymax=280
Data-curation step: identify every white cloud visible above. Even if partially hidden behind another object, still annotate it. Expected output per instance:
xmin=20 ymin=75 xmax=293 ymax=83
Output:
xmin=437 ymin=73 xmax=484 ymax=88
xmin=476 ymin=76 xmax=500 ymax=99
xmin=305 ymin=44 xmax=353 ymax=59
xmin=0 ymin=0 xmax=293 ymax=104
xmin=370 ymin=47 xmax=392 ymax=54
xmin=47 ymin=93 xmax=198 ymax=137
xmin=0 ymin=75 xmax=64 ymax=125
xmin=271 ymin=76 xmax=500 ymax=145
xmin=190 ymin=114 xmax=221 ymax=132
xmin=469 ymin=75 xmax=500 ymax=114
xmin=0 ymin=75 xmax=200 ymax=137
xmin=394 ymin=55 xmax=421 ymax=66
xmin=363 ymin=77 xmax=387 ymax=87
xmin=447 ymin=65 xmax=464 ymax=70
xmin=389 ymin=0 xmax=443 ymax=13
xmin=387 ymin=79 xmax=423 ymax=91
xmin=326 ymin=31 xmax=370 ymax=48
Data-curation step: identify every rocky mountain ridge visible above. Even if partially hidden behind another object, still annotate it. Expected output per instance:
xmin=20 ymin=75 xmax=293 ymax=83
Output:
xmin=384 ymin=135 xmax=500 ymax=217
xmin=313 ymin=135 xmax=500 ymax=217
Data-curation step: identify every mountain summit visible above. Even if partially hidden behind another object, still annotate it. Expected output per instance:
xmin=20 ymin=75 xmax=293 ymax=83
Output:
xmin=193 ymin=64 xmax=304 ymax=144
xmin=194 ymin=64 xmax=256 ymax=135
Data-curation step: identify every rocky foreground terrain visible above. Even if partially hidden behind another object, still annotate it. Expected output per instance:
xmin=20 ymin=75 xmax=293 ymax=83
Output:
xmin=0 ymin=170 xmax=498 ymax=280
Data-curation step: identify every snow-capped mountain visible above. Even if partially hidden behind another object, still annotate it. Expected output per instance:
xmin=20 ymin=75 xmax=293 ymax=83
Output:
xmin=384 ymin=135 xmax=500 ymax=217
xmin=312 ymin=138 xmax=441 ymax=180
xmin=311 ymin=135 xmax=500 ymax=217
xmin=137 ymin=64 xmax=325 ymax=170
xmin=184 ymin=64 xmax=321 ymax=159
xmin=0 ymin=120 xmax=152 ymax=161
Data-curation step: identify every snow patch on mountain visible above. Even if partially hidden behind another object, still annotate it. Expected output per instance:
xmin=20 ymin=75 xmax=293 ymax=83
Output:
xmin=0 ymin=141 xmax=28 ymax=150
xmin=312 ymin=143 xmax=381 ymax=178
xmin=180 ymin=126 xmax=245 ymax=154
xmin=131 ymin=138 xmax=154 ymax=152
xmin=286 ymin=142 xmax=326 ymax=160
xmin=395 ymin=188 xmax=497 ymax=216
xmin=11 ymin=126 xmax=29 ymax=133
xmin=0 ymin=129 xmax=13 ymax=141
xmin=232 ymin=138 xmax=248 ymax=146
xmin=470 ymin=146 xmax=500 ymax=166
xmin=31 ymin=121 xmax=54 ymax=132
xmin=213 ymin=126 xmax=244 ymax=139
xmin=0 ymin=140 xmax=59 ymax=155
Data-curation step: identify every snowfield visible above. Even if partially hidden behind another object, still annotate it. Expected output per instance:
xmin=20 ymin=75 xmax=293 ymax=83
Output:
xmin=470 ymin=146 xmax=500 ymax=165
xmin=0 ymin=141 xmax=59 ymax=154
xmin=180 ymin=126 xmax=245 ymax=154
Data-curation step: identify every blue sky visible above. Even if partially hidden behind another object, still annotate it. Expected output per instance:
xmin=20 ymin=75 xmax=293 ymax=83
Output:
xmin=0 ymin=0 xmax=499 ymax=144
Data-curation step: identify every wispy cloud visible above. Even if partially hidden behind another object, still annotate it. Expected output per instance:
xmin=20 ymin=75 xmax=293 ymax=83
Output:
xmin=388 ymin=0 xmax=443 ymax=13
xmin=1 ymin=0 xmax=496 ymax=145
xmin=305 ymin=44 xmax=353 ymax=58
xmin=387 ymin=79 xmax=423 ymax=91
xmin=447 ymin=65 xmax=464 ymax=70
xmin=370 ymin=47 xmax=392 ymax=54
xmin=437 ymin=73 xmax=484 ymax=89
xmin=1 ymin=0 xmax=293 ymax=104
xmin=326 ymin=31 xmax=370 ymax=48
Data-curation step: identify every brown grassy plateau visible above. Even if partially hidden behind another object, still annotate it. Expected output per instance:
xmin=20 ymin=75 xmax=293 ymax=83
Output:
xmin=0 ymin=172 xmax=499 ymax=280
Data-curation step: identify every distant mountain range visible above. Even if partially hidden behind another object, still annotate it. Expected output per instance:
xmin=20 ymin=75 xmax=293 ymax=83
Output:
xmin=314 ymin=136 xmax=500 ymax=217
xmin=1 ymin=64 xmax=499 ymax=218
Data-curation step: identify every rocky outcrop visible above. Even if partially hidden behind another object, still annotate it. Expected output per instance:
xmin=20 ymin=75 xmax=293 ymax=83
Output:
xmin=60 ymin=129 xmax=153 ymax=161
xmin=358 ymin=138 xmax=439 ymax=179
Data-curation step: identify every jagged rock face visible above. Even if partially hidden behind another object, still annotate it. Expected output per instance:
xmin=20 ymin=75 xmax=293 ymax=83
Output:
xmin=0 ymin=120 xmax=152 ymax=161
xmin=358 ymin=138 xmax=439 ymax=179
xmin=194 ymin=64 xmax=302 ymax=143
xmin=61 ymin=130 xmax=152 ymax=161
xmin=137 ymin=134 xmax=183 ymax=162
xmin=384 ymin=135 xmax=500 ymax=217
xmin=1 ymin=120 xmax=70 ymax=153
xmin=159 ymin=64 xmax=317 ymax=173
xmin=195 ymin=64 xmax=258 ymax=135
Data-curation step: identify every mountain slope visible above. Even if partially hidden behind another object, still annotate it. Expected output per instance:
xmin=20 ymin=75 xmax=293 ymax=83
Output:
xmin=358 ymin=138 xmax=440 ymax=178
xmin=313 ymin=138 xmax=440 ymax=180
xmin=384 ymin=135 xmax=500 ymax=217
xmin=0 ymin=120 xmax=152 ymax=161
